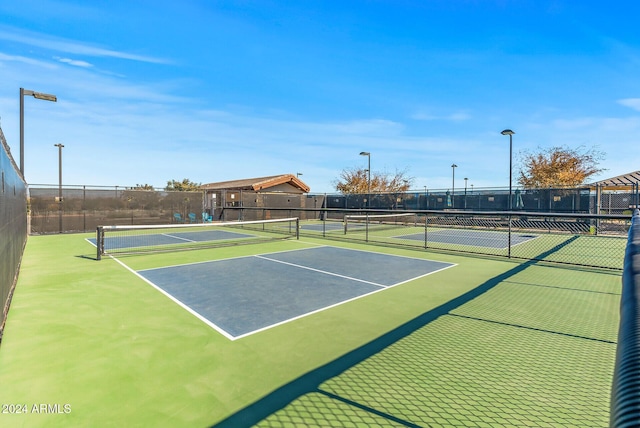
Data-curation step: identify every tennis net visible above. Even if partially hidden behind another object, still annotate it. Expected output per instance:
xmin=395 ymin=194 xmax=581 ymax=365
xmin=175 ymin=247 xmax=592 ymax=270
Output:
xmin=343 ymin=213 xmax=419 ymax=234
xmin=96 ymin=217 xmax=299 ymax=259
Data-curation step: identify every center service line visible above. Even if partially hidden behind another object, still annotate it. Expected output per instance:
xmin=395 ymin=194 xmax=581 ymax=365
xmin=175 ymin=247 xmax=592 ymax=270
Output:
xmin=254 ymin=255 xmax=386 ymax=288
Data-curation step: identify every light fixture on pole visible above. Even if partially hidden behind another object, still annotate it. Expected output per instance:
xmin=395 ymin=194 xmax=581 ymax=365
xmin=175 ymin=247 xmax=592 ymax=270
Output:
xmin=360 ymin=151 xmax=371 ymax=208
xmin=501 ymin=129 xmax=515 ymax=210
xmin=20 ymin=88 xmax=57 ymax=177
xmin=451 ymin=163 xmax=457 ymax=208
xmin=296 ymin=172 xmax=303 ymax=178
xmin=501 ymin=129 xmax=515 ymax=258
xmin=54 ymin=143 xmax=64 ymax=233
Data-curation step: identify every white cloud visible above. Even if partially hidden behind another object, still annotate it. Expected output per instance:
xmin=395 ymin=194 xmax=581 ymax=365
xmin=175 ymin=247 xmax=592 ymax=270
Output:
xmin=57 ymin=57 xmax=93 ymax=68
xmin=0 ymin=52 xmax=58 ymax=69
xmin=0 ymin=28 xmax=170 ymax=64
xmin=327 ymin=119 xmax=404 ymax=135
xmin=551 ymin=118 xmax=596 ymax=130
xmin=551 ymin=116 xmax=640 ymax=133
xmin=411 ymin=112 xmax=437 ymax=121
xmin=618 ymin=98 xmax=640 ymax=111
xmin=448 ymin=112 xmax=472 ymax=121
xmin=411 ymin=110 xmax=471 ymax=121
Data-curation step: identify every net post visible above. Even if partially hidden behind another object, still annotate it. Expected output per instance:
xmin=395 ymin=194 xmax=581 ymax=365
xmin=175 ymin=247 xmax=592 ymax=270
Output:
xmin=96 ymin=226 xmax=103 ymax=261
xmin=507 ymin=213 xmax=512 ymax=258
xmin=295 ymin=218 xmax=300 ymax=239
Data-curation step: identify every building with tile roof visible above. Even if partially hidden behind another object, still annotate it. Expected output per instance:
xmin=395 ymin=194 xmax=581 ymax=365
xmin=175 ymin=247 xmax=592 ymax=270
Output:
xmin=200 ymin=174 xmax=315 ymax=219
xmin=201 ymin=174 xmax=310 ymax=194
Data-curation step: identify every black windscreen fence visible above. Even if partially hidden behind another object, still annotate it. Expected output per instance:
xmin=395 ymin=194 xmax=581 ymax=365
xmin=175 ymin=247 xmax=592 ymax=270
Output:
xmin=0 ymin=127 xmax=28 ymax=343
xmin=26 ymin=185 xmax=640 ymax=235
xmin=28 ymin=186 xmax=205 ymax=234
xmin=611 ymin=209 xmax=640 ymax=427
xmin=324 ymin=188 xmax=596 ymax=213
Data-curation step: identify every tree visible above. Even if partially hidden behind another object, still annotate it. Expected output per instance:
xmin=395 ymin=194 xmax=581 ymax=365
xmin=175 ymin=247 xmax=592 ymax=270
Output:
xmin=165 ymin=178 xmax=201 ymax=192
xmin=132 ymin=184 xmax=155 ymax=190
xmin=122 ymin=185 xmax=160 ymax=210
xmin=517 ymin=145 xmax=605 ymax=188
xmin=333 ymin=167 xmax=413 ymax=194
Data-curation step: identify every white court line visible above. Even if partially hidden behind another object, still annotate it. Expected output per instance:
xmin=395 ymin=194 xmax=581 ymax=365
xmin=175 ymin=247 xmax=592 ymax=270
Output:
xmin=110 ymin=255 xmax=235 ymax=340
xmin=254 ymin=254 xmax=387 ymax=288
xmin=392 ymin=229 xmax=539 ymax=249
xmin=425 ymin=230 xmax=541 ymax=248
xmin=232 ymin=259 xmax=456 ymax=340
xmin=114 ymin=244 xmax=457 ymax=341
xmin=161 ymin=233 xmax=197 ymax=243
xmin=138 ymin=244 xmax=331 ymax=272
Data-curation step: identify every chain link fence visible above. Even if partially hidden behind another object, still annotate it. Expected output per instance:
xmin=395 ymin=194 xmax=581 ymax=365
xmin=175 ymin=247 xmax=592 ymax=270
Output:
xmin=324 ymin=187 xmax=639 ymax=214
xmin=222 ymin=206 xmax=629 ymax=270
xmin=1 ymin=128 xmax=28 ymax=343
xmin=27 ymin=184 xmax=638 ymax=235
xmin=29 ymin=185 xmax=205 ymax=234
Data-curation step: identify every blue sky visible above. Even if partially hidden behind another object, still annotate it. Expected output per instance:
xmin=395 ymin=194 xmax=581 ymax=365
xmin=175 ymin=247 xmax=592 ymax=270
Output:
xmin=1 ymin=0 xmax=639 ymax=193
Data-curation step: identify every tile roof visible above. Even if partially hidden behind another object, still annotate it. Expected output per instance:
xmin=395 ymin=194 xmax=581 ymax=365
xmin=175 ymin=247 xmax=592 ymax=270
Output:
xmin=201 ymin=174 xmax=310 ymax=192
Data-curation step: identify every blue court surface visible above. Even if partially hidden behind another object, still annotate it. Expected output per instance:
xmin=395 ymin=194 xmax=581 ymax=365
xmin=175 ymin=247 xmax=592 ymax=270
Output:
xmin=87 ymin=229 xmax=256 ymax=251
xmin=134 ymin=246 xmax=454 ymax=339
xmin=299 ymin=222 xmax=345 ymax=232
xmin=395 ymin=229 xmax=537 ymax=249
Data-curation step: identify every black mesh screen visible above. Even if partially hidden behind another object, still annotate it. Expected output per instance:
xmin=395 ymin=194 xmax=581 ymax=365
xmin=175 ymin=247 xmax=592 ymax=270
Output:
xmin=0 ymin=127 xmax=28 ymax=343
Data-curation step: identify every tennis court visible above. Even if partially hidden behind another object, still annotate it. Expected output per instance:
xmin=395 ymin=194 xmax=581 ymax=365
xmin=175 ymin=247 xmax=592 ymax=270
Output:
xmin=395 ymin=228 xmax=537 ymax=249
xmin=129 ymin=246 xmax=454 ymax=339
xmin=0 ymin=221 xmax=622 ymax=427
xmin=302 ymin=221 xmax=537 ymax=249
xmin=299 ymin=221 xmax=346 ymax=232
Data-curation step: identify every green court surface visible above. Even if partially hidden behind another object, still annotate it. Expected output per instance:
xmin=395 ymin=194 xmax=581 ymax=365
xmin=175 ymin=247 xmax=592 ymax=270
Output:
xmin=324 ymin=220 xmax=627 ymax=270
xmin=0 ymin=232 xmax=621 ymax=427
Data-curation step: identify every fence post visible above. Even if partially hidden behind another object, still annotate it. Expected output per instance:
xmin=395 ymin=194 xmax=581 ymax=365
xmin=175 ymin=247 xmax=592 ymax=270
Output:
xmin=508 ymin=214 xmax=512 ymax=258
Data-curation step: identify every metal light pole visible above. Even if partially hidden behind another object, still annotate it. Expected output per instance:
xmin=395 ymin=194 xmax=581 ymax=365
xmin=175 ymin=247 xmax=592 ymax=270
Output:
xmin=360 ymin=151 xmax=371 ymax=208
xmin=296 ymin=172 xmax=303 ymax=178
xmin=451 ymin=163 xmax=457 ymax=208
xmin=424 ymin=185 xmax=427 ymax=209
xmin=501 ymin=129 xmax=515 ymax=258
xmin=54 ymin=143 xmax=64 ymax=233
xmin=20 ymin=88 xmax=57 ymax=177
xmin=501 ymin=129 xmax=515 ymax=210
xmin=464 ymin=177 xmax=468 ymax=209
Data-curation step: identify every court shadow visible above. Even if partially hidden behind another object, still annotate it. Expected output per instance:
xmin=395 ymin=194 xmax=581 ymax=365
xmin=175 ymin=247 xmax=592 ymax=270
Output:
xmin=212 ymin=236 xmax=580 ymax=427
xmin=74 ymin=254 xmax=100 ymax=261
